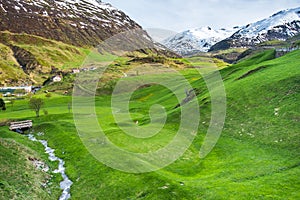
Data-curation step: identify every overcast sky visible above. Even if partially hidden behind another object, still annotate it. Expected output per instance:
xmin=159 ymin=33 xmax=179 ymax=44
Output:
xmin=105 ymin=0 xmax=300 ymax=33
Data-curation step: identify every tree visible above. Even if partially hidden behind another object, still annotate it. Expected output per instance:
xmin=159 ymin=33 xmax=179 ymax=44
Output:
xmin=0 ymin=98 xmax=6 ymax=111
xmin=29 ymin=98 xmax=44 ymax=117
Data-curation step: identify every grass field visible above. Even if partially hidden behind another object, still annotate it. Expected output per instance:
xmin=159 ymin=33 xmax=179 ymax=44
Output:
xmin=0 ymin=49 xmax=299 ymax=199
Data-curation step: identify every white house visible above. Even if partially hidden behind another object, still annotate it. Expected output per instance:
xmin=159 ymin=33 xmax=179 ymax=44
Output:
xmin=52 ymin=75 xmax=62 ymax=82
xmin=72 ymin=69 xmax=80 ymax=74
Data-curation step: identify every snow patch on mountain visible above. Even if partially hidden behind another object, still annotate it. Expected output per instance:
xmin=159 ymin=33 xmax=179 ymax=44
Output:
xmin=1 ymin=0 xmax=153 ymax=47
xmin=235 ymin=7 xmax=300 ymax=39
xmin=8 ymin=0 xmax=129 ymax=27
xmin=163 ymin=26 xmax=239 ymax=56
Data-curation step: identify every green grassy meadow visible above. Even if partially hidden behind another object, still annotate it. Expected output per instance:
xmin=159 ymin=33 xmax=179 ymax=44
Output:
xmin=0 ymin=49 xmax=299 ymax=199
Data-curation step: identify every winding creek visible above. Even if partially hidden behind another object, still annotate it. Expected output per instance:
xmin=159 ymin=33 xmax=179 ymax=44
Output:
xmin=27 ymin=134 xmax=73 ymax=200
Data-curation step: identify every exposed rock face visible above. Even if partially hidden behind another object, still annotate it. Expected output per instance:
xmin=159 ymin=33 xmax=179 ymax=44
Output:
xmin=0 ymin=0 xmax=152 ymax=47
xmin=10 ymin=45 xmax=41 ymax=74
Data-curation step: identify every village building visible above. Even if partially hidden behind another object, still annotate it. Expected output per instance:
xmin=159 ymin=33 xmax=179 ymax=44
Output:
xmin=0 ymin=86 xmax=32 ymax=96
xmin=72 ymin=69 xmax=80 ymax=74
xmin=52 ymin=75 xmax=62 ymax=82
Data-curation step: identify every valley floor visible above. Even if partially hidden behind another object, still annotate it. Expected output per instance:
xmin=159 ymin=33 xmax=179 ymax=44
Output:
xmin=0 ymin=50 xmax=299 ymax=199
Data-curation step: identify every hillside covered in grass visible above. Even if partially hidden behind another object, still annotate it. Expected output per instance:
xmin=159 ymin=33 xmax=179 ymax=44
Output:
xmin=0 ymin=48 xmax=299 ymax=199
xmin=0 ymin=31 xmax=183 ymax=88
xmin=0 ymin=31 xmax=98 ymax=86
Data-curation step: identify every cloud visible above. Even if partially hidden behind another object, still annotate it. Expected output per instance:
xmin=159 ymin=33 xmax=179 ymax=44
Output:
xmin=106 ymin=0 xmax=300 ymax=32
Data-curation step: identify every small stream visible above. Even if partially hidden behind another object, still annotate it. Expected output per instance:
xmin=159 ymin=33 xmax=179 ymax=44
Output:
xmin=27 ymin=134 xmax=73 ymax=200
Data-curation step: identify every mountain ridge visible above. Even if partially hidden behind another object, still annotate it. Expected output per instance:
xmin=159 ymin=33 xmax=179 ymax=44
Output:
xmin=0 ymin=0 xmax=153 ymax=47
xmin=163 ymin=7 xmax=300 ymax=55
xmin=162 ymin=26 xmax=239 ymax=56
xmin=210 ymin=7 xmax=300 ymax=51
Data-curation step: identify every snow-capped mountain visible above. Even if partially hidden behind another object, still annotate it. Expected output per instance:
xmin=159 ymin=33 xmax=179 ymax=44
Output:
xmin=162 ymin=26 xmax=240 ymax=56
xmin=210 ymin=7 xmax=300 ymax=51
xmin=0 ymin=0 xmax=153 ymax=47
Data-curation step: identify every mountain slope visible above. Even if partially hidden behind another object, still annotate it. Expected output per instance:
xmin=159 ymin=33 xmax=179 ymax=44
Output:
xmin=0 ymin=42 xmax=31 ymax=86
xmin=0 ymin=0 xmax=153 ymax=47
xmin=162 ymin=26 xmax=239 ymax=56
xmin=210 ymin=7 xmax=300 ymax=51
xmin=0 ymin=31 xmax=95 ymax=86
xmin=0 ymin=0 xmax=171 ymax=86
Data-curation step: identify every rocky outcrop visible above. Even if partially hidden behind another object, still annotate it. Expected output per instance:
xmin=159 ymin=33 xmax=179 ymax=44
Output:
xmin=10 ymin=45 xmax=41 ymax=74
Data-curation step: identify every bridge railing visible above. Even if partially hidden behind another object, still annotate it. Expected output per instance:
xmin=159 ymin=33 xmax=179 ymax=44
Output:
xmin=9 ymin=120 xmax=33 ymax=131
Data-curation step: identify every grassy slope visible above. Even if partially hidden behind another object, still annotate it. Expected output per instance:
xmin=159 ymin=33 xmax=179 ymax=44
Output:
xmin=0 ymin=43 xmax=30 ymax=85
xmin=0 ymin=31 xmax=186 ymax=87
xmin=0 ymin=31 xmax=118 ymax=85
xmin=0 ymin=127 xmax=62 ymax=199
xmin=0 ymin=31 xmax=89 ymax=70
xmin=0 ymin=50 xmax=299 ymax=199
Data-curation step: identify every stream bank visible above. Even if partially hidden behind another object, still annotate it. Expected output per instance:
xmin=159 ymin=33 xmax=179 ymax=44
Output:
xmin=27 ymin=134 xmax=73 ymax=200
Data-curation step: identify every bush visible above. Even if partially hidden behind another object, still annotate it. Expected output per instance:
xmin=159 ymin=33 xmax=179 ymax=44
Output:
xmin=43 ymin=109 xmax=48 ymax=116
xmin=45 ymin=93 xmax=52 ymax=98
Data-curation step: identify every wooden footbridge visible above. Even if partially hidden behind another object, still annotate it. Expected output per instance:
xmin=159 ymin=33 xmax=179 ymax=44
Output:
xmin=9 ymin=120 xmax=33 ymax=133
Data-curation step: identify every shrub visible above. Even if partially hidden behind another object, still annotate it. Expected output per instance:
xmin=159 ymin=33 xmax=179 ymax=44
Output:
xmin=43 ymin=109 xmax=48 ymax=116
xmin=45 ymin=93 xmax=52 ymax=98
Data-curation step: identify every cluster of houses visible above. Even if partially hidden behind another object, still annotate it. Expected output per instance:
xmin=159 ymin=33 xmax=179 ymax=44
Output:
xmin=74 ymin=66 xmax=97 ymax=72
xmin=51 ymin=67 xmax=97 ymax=82
xmin=275 ymin=46 xmax=300 ymax=58
xmin=1 ymin=67 xmax=98 ymax=97
xmin=0 ymin=86 xmax=41 ymax=97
